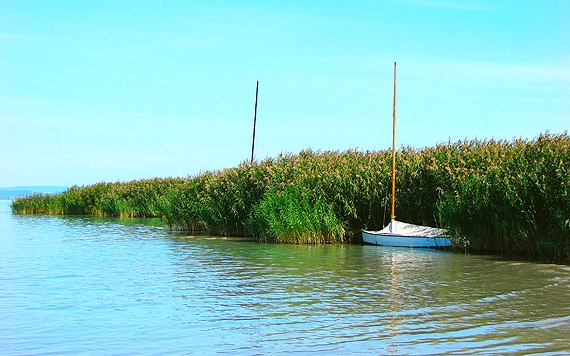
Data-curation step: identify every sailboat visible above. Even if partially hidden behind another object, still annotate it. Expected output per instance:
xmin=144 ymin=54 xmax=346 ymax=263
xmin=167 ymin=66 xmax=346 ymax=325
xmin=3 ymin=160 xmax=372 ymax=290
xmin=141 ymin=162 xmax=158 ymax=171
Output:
xmin=362 ymin=63 xmax=452 ymax=248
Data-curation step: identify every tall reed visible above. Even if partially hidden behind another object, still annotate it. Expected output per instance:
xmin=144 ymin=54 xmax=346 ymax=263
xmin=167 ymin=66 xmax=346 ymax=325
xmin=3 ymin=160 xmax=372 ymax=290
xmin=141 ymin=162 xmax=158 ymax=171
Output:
xmin=11 ymin=133 xmax=570 ymax=262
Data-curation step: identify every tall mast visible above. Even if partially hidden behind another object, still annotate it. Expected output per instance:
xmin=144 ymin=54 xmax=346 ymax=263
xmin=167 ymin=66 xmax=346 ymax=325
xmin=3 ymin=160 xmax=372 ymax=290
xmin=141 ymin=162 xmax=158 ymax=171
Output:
xmin=250 ymin=80 xmax=259 ymax=164
xmin=391 ymin=62 xmax=397 ymax=221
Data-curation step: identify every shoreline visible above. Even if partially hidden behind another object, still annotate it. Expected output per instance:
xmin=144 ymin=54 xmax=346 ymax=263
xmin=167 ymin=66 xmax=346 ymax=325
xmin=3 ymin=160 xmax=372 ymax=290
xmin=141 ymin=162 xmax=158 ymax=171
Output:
xmin=11 ymin=132 xmax=570 ymax=263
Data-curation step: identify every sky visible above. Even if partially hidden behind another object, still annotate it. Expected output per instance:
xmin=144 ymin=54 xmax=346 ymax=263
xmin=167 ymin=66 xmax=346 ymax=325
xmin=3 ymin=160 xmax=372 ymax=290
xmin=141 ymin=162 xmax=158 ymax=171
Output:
xmin=1 ymin=0 xmax=569 ymax=187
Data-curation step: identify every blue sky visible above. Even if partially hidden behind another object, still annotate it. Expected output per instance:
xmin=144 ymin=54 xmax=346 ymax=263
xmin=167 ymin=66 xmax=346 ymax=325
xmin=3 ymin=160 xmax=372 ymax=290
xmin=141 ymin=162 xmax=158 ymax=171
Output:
xmin=1 ymin=0 xmax=569 ymax=187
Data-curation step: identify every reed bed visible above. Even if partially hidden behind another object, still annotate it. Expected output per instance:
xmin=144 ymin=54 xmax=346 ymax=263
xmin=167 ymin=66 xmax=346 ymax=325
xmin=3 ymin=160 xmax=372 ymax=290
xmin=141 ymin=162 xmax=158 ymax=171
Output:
xmin=11 ymin=132 xmax=570 ymax=262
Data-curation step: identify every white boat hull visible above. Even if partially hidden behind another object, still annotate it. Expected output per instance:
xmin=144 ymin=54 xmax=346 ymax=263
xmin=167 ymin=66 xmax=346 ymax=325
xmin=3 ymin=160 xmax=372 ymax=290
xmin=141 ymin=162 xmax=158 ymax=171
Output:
xmin=362 ymin=220 xmax=452 ymax=248
xmin=362 ymin=230 xmax=452 ymax=248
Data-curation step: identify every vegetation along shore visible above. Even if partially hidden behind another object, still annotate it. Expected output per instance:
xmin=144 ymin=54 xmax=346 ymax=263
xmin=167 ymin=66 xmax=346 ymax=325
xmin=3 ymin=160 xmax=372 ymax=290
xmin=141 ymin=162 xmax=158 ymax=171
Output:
xmin=12 ymin=133 xmax=570 ymax=263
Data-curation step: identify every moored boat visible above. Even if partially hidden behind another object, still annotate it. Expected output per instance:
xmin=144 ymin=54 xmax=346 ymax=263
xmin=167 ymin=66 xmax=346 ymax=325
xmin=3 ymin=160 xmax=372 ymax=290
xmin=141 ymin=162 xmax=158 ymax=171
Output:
xmin=362 ymin=62 xmax=452 ymax=248
xmin=362 ymin=220 xmax=452 ymax=247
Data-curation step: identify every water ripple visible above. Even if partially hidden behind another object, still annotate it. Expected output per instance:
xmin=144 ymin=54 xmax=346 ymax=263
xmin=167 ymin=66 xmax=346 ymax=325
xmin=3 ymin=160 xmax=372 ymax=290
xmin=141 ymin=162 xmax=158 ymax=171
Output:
xmin=1 ymin=201 xmax=569 ymax=355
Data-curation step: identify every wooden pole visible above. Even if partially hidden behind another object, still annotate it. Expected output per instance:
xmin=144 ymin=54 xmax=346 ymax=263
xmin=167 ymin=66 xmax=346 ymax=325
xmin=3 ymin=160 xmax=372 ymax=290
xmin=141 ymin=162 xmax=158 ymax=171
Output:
xmin=251 ymin=80 xmax=259 ymax=164
xmin=391 ymin=62 xmax=397 ymax=221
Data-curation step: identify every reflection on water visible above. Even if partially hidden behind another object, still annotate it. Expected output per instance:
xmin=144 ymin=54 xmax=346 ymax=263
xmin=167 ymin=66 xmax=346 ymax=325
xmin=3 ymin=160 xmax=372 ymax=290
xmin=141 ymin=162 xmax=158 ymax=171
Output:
xmin=1 ymin=200 xmax=569 ymax=355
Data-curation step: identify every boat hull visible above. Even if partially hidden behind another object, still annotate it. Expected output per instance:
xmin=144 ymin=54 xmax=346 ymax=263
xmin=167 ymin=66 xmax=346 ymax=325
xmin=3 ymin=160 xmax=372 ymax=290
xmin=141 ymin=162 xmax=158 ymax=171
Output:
xmin=362 ymin=230 xmax=452 ymax=248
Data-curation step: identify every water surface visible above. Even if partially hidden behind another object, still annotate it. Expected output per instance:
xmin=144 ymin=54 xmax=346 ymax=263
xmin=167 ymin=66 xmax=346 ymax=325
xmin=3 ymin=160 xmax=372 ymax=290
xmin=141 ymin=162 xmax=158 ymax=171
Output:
xmin=1 ymin=200 xmax=568 ymax=354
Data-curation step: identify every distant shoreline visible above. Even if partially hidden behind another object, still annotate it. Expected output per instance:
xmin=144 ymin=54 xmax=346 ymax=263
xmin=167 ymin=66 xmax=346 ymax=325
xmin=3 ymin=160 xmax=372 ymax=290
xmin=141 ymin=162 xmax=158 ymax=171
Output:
xmin=0 ymin=186 xmax=68 ymax=200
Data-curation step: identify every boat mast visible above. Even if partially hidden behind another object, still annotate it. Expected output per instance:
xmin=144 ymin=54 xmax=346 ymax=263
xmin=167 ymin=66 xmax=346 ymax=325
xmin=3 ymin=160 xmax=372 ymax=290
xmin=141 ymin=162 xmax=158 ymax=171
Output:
xmin=251 ymin=80 xmax=259 ymax=164
xmin=391 ymin=62 xmax=397 ymax=221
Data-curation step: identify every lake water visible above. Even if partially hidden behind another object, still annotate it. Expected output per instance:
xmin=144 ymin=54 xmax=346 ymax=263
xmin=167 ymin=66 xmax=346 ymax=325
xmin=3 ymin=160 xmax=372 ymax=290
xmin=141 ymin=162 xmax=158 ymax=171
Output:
xmin=1 ymin=200 xmax=569 ymax=355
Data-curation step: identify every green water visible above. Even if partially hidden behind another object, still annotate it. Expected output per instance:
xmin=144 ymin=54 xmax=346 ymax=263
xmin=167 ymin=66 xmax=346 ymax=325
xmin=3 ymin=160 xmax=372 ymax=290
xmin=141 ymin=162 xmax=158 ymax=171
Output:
xmin=1 ymin=200 xmax=568 ymax=354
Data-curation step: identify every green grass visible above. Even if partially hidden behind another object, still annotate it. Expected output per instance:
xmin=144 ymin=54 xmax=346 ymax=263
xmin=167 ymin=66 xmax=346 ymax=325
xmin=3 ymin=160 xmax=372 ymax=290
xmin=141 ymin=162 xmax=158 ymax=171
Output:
xmin=11 ymin=132 xmax=570 ymax=262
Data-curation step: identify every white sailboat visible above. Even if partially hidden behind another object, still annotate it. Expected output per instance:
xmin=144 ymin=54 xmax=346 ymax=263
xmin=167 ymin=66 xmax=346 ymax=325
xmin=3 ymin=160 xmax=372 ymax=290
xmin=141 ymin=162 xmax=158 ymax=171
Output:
xmin=362 ymin=62 xmax=452 ymax=248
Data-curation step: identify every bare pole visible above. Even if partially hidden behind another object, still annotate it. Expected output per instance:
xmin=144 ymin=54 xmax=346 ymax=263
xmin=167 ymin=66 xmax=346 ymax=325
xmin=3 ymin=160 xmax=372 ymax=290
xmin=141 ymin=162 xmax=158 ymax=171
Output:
xmin=391 ymin=62 xmax=397 ymax=221
xmin=250 ymin=80 xmax=259 ymax=164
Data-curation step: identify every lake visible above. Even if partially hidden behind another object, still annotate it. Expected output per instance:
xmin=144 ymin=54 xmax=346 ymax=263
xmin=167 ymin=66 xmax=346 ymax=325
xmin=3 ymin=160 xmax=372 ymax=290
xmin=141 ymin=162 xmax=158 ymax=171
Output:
xmin=1 ymin=200 xmax=569 ymax=355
